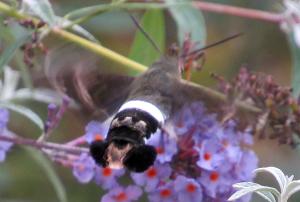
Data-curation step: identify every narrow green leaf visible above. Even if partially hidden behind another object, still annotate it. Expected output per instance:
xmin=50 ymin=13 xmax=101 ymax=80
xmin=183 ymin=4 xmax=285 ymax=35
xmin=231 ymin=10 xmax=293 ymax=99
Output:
xmin=129 ymin=10 xmax=165 ymax=66
xmin=166 ymin=0 xmax=206 ymax=47
xmin=288 ymin=34 xmax=300 ymax=97
xmin=65 ymin=4 xmax=113 ymax=20
xmin=25 ymin=148 xmax=67 ymax=202
xmin=233 ymin=182 xmax=277 ymax=202
xmin=65 ymin=2 xmax=187 ymax=21
xmin=1 ymin=66 xmax=20 ymax=100
xmin=233 ymin=182 xmax=262 ymax=189
xmin=255 ymin=190 xmax=277 ymax=202
xmin=233 ymin=182 xmax=280 ymax=197
xmin=57 ymin=17 xmax=99 ymax=42
xmin=22 ymin=0 xmax=56 ymax=26
xmin=0 ymin=102 xmax=43 ymax=130
xmin=12 ymin=88 xmax=79 ymax=108
xmin=228 ymin=184 xmax=279 ymax=201
xmin=283 ymin=180 xmax=300 ymax=201
xmin=13 ymin=88 xmax=63 ymax=104
xmin=254 ymin=167 xmax=287 ymax=192
xmin=0 ymin=16 xmax=14 ymax=41
xmin=0 ymin=33 xmax=31 ymax=73
xmin=15 ymin=50 xmax=33 ymax=89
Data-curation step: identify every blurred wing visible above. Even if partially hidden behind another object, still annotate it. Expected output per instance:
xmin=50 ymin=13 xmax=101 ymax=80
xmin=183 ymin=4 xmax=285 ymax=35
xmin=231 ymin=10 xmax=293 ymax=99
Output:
xmin=41 ymin=44 xmax=135 ymax=120
xmin=172 ymin=79 xmax=260 ymax=125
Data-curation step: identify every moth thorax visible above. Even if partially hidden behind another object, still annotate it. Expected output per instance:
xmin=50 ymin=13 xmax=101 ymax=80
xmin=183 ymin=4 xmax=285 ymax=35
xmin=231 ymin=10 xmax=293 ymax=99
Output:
xmin=118 ymin=100 xmax=166 ymax=125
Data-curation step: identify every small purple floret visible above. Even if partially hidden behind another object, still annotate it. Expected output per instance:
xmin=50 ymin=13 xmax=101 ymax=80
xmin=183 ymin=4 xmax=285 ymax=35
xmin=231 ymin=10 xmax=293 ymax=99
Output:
xmin=72 ymin=153 xmax=95 ymax=183
xmin=174 ymin=175 xmax=203 ymax=202
xmin=84 ymin=121 xmax=108 ymax=144
xmin=131 ymin=163 xmax=171 ymax=192
xmin=0 ymin=108 xmax=13 ymax=162
xmin=94 ymin=166 xmax=125 ymax=190
xmin=148 ymin=181 xmax=176 ymax=202
xmin=101 ymin=185 xmax=142 ymax=202
xmin=147 ymin=130 xmax=177 ymax=163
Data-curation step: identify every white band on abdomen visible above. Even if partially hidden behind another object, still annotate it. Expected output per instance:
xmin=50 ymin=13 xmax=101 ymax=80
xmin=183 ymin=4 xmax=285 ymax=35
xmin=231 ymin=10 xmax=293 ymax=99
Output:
xmin=118 ymin=100 xmax=165 ymax=124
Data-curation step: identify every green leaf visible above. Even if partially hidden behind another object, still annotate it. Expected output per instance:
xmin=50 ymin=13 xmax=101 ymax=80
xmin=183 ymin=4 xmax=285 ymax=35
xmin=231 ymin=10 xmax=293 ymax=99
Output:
xmin=287 ymin=33 xmax=300 ymax=147
xmin=1 ymin=67 xmax=20 ymax=99
xmin=65 ymin=4 xmax=113 ymax=20
xmin=233 ymin=182 xmax=280 ymax=197
xmin=255 ymin=190 xmax=277 ymax=202
xmin=283 ymin=180 xmax=300 ymax=201
xmin=288 ymin=34 xmax=300 ymax=97
xmin=12 ymin=88 xmax=79 ymax=108
xmin=25 ymin=148 xmax=67 ymax=202
xmin=0 ymin=102 xmax=43 ymax=130
xmin=22 ymin=0 xmax=57 ymax=26
xmin=57 ymin=17 xmax=99 ymax=42
xmin=166 ymin=0 xmax=206 ymax=47
xmin=65 ymin=2 xmax=186 ymax=21
xmin=254 ymin=167 xmax=288 ymax=192
xmin=0 ymin=33 xmax=31 ymax=73
xmin=129 ymin=10 xmax=165 ymax=67
xmin=15 ymin=50 xmax=33 ymax=89
xmin=228 ymin=183 xmax=279 ymax=201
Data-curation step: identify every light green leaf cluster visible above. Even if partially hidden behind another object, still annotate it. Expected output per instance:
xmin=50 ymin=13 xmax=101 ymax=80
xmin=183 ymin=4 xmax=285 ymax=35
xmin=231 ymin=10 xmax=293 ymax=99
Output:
xmin=228 ymin=167 xmax=300 ymax=202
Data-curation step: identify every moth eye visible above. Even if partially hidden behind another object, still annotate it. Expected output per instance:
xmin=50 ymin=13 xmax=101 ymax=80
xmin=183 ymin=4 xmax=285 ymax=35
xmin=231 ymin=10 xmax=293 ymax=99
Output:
xmin=123 ymin=145 xmax=157 ymax=173
xmin=90 ymin=140 xmax=109 ymax=167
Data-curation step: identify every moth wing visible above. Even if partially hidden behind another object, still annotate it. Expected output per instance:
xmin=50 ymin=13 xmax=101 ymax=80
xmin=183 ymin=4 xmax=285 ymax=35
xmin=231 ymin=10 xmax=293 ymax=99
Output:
xmin=172 ymin=79 xmax=259 ymax=126
xmin=40 ymin=44 xmax=135 ymax=120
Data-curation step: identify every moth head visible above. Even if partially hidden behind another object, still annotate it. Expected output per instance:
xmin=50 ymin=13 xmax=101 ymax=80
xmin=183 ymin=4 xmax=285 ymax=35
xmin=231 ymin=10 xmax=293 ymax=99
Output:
xmin=90 ymin=138 xmax=157 ymax=172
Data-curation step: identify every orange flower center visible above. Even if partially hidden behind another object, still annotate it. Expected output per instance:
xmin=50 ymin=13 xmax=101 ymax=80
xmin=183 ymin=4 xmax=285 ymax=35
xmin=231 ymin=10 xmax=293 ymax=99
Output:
xmin=160 ymin=189 xmax=171 ymax=198
xmin=78 ymin=164 xmax=85 ymax=171
xmin=203 ymin=152 xmax=211 ymax=161
xmin=209 ymin=171 xmax=219 ymax=182
xmin=146 ymin=167 xmax=157 ymax=178
xmin=222 ymin=140 xmax=229 ymax=148
xmin=102 ymin=167 xmax=112 ymax=177
xmin=94 ymin=134 xmax=103 ymax=141
xmin=115 ymin=192 xmax=127 ymax=201
xmin=186 ymin=183 xmax=197 ymax=193
xmin=156 ymin=147 xmax=165 ymax=154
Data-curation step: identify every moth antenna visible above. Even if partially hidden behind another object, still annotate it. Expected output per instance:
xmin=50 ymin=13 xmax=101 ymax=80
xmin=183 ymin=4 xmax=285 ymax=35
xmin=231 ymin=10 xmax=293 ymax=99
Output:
xmin=129 ymin=13 xmax=162 ymax=55
xmin=181 ymin=33 xmax=244 ymax=58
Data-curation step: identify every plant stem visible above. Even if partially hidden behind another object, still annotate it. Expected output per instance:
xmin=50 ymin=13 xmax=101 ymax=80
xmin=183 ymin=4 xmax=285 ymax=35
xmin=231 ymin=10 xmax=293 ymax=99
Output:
xmin=65 ymin=135 xmax=86 ymax=146
xmin=51 ymin=27 xmax=147 ymax=72
xmin=66 ymin=1 xmax=284 ymax=25
xmin=0 ymin=135 xmax=89 ymax=154
xmin=0 ymin=1 xmax=148 ymax=72
xmin=0 ymin=1 xmax=264 ymax=115
xmin=0 ymin=1 xmax=284 ymax=73
xmin=192 ymin=2 xmax=284 ymax=23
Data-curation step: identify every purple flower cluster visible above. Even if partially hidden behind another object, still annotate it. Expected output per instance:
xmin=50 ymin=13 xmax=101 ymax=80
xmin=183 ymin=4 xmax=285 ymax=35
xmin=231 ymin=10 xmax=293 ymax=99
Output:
xmin=0 ymin=108 xmax=13 ymax=162
xmin=170 ymin=102 xmax=258 ymax=201
xmin=44 ymin=96 xmax=70 ymax=134
xmin=72 ymin=102 xmax=258 ymax=202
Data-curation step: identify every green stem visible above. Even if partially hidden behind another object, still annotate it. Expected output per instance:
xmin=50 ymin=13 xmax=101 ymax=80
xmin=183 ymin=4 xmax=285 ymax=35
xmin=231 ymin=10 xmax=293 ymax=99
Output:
xmin=65 ymin=1 xmax=283 ymax=26
xmin=63 ymin=2 xmax=188 ymax=29
xmin=0 ymin=1 xmax=25 ymax=20
xmin=0 ymin=1 xmax=263 ymax=115
xmin=0 ymin=1 xmax=148 ymax=72
xmin=51 ymin=27 xmax=147 ymax=72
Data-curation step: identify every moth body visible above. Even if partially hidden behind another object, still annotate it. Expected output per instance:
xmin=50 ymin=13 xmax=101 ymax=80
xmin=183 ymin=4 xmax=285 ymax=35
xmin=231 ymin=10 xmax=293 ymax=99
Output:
xmin=90 ymin=56 xmax=181 ymax=172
